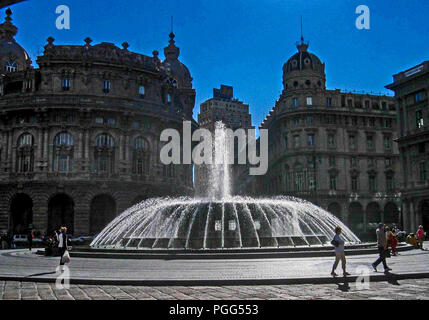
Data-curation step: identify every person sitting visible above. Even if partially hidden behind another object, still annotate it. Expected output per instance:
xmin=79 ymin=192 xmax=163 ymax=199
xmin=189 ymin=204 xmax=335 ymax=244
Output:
xmin=407 ymin=233 xmax=419 ymax=249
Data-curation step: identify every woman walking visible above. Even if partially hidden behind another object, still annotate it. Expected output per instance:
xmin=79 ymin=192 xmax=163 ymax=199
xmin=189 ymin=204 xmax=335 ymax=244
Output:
xmin=331 ymin=226 xmax=350 ymax=277
xmin=58 ymin=227 xmax=68 ymax=270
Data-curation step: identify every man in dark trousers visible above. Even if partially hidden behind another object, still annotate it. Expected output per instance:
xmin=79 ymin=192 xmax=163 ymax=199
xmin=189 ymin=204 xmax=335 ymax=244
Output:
xmin=372 ymin=223 xmax=392 ymax=273
xmin=27 ymin=229 xmax=33 ymax=251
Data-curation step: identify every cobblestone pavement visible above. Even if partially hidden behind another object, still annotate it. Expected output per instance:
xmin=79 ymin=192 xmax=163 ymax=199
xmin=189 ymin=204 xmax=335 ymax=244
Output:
xmin=1 ymin=278 xmax=429 ymax=300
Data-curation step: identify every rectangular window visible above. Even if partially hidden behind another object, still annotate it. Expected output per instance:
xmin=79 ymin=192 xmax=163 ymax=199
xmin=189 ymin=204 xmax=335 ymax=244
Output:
xmin=349 ymin=135 xmax=356 ymax=149
xmin=293 ymin=98 xmax=299 ymax=108
xmin=415 ymin=92 xmax=423 ymax=103
xmin=328 ymin=135 xmax=335 ymax=148
xmin=385 ymin=157 xmax=392 ymax=167
xmin=214 ymin=220 xmax=222 ymax=231
xmin=295 ymin=171 xmax=305 ymax=191
xmin=420 ymin=162 xmax=427 ymax=181
xmin=366 ymin=136 xmax=374 ymax=149
xmin=369 ymin=176 xmax=376 ymax=192
xmin=351 ymin=176 xmax=358 ymax=191
xmin=327 ymin=97 xmax=332 ymax=107
xmin=329 ymin=156 xmax=336 ymax=167
xmin=62 ymin=78 xmax=71 ymax=90
xmin=384 ymin=136 xmax=391 ymax=150
xmin=330 ymin=176 xmax=337 ymax=190
xmin=351 ymin=157 xmax=358 ymax=167
xmin=95 ymin=117 xmax=104 ymax=124
xmin=306 ymin=116 xmax=314 ymax=124
xmin=306 ymin=97 xmax=313 ymax=106
xmin=365 ymin=100 xmax=370 ymax=109
xmin=294 ymin=135 xmax=300 ymax=148
xmin=386 ymin=176 xmax=393 ymax=191
xmin=307 ymin=134 xmax=315 ymax=147
xmin=416 ymin=110 xmax=424 ymax=128
xmin=228 ymin=220 xmax=236 ymax=231
xmin=284 ymin=136 xmax=288 ymax=150
xmin=103 ymin=80 xmax=111 ymax=93
xmin=139 ymin=85 xmax=145 ymax=97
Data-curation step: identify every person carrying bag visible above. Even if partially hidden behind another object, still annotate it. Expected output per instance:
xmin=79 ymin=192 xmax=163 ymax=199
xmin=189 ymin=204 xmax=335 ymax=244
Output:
xmin=58 ymin=226 xmax=70 ymax=271
xmin=330 ymin=226 xmax=350 ymax=277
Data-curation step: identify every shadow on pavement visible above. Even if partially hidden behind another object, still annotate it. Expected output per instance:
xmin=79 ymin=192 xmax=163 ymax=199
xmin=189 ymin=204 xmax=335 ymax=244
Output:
xmin=25 ymin=271 xmax=57 ymax=278
xmin=336 ymin=277 xmax=350 ymax=292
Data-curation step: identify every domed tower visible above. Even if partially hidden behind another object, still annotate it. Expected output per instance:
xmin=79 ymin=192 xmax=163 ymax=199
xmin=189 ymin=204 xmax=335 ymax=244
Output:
xmin=282 ymin=38 xmax=325 ymax=93
xmin=0 ymin=8 xmax=32 ymax=72
xmin=161 ymin=32 xmax=193 ymax=89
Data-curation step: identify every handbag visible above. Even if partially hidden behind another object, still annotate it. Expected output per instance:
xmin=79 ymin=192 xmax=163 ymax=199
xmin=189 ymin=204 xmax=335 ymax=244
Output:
xmin=61 ymin=250 xmax=71 ymax=264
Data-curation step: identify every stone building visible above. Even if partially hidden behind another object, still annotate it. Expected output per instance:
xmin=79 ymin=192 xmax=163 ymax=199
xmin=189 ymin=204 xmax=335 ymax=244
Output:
xmin=255 ymin=39 xmax=402 ymax=239
xmin=0 ymin=9 xmax=196 ymax=236
xmin=195 ymin=85 xmax=253 ymax=196
xmin=386 ymin=61 xmax=429 ymax=233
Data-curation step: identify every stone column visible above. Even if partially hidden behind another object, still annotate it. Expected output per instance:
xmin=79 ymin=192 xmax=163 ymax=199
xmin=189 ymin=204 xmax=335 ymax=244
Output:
xmin=78 ymin=131 xmax=83 ymax=159
xmin=85 ymin=130 xmax=90 ymax=159
xmin=410 ymin=200 xmax=415 ymax=233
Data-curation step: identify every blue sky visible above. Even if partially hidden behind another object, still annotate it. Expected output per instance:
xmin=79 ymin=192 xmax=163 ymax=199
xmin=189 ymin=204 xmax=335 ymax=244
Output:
xmin=9 ymin=0 xmax=429 ymax=127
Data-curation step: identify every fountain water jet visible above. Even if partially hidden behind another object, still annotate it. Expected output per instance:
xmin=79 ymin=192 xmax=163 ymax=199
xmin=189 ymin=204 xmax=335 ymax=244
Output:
xmin=91 ymin=122 xmax=360 ymax=250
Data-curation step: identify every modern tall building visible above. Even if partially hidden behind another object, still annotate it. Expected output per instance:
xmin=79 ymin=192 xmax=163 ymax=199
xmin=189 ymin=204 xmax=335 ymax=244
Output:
xmin=254 ymin=39 xmax=402 ymax=239
xmin=195 ymin=85 xmax=253 ymax=196
xmin=386 ymin=61 xmax=429 ymax=233
xmin=198 ymin=85 xmax=252 ymax=131
xmin=0 ymin=9 xmax=196 ymax=236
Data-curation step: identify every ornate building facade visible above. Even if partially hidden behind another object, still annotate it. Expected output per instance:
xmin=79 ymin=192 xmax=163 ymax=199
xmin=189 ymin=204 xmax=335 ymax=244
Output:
xmin=0 ymin=9 xmax=196 ymax=236
xmin=255 ymin=39 xmax=402 ymax=239
xmin=386 ymin=61 xmax=429 ymax=233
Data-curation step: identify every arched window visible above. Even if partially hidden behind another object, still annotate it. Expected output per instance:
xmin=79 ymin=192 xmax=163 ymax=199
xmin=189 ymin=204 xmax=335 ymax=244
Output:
xmin=132 ymin=137 xmax=150 ymax=175
xmin=53 ymin=132 xmax=74 ymax=172
xmin=16 ymin=133 xmax=34 ymax=172
xmin=5 ymin=61 xmax=17 ymax=72
xmin=93 ymin=134 xmax=115 ymax=174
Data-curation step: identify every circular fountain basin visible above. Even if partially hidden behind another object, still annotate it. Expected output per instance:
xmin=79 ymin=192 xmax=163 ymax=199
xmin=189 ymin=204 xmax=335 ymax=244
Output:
xmin=91 ymin=196 xmax=361 ymax=250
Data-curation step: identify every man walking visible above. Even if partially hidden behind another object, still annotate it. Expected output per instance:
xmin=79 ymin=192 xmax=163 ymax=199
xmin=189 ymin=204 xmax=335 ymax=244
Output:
xmin=372 ymin=223 xmax=392 ymax=273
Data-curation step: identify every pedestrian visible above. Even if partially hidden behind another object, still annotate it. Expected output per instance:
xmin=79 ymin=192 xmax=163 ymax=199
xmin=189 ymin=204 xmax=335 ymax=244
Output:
xmin=331 ymin=226 xmax=351 ymax=277
xmin=372 ymin=223 xmax=392 ymax=273
xmin=416 ymin=225 xmax=425 ymax=250
xmin=27 ymin=229 xmax=33 ymax=251
xmin=58 ymin=226 xmax=68 ymax=271
xmin=407 ymin=233 xmax=419 ymax=248
xmin=390 ymin=227 xmax=399 ymax=256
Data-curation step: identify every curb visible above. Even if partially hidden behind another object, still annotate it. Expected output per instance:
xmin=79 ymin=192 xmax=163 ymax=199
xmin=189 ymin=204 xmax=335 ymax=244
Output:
xmin=65 ymin=245 xmax=414 ymax=260
xmin=0 ymin=272 xmax=428 ymax=287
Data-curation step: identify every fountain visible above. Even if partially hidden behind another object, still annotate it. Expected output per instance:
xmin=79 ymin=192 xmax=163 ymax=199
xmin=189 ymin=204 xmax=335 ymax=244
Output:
xmin=91 ymin=122 xmax=360 ymax=250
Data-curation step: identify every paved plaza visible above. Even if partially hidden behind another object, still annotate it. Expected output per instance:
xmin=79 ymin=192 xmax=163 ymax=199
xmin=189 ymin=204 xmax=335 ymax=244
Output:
xmin=1 ymin=278 xmax=429 ymax=300
xmin=0 ymin=245 xmax=428 ymax=284
xmin=0 ymin=244 xmax=428 ymax=300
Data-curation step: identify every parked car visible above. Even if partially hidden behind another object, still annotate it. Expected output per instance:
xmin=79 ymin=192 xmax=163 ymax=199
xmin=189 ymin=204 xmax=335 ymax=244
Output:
xmin=12 ymin=234 xmax=43 ymax=248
